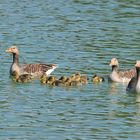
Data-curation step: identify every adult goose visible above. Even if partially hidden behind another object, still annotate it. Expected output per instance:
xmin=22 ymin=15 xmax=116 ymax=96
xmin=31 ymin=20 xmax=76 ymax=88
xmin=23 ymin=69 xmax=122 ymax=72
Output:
xmin=6 ymin=46 xmax=57 ymax=78
xmin=109 ymin=58 xmax=136 ymax=83
xmin=126 ymin=61 xmax=140 ymax=94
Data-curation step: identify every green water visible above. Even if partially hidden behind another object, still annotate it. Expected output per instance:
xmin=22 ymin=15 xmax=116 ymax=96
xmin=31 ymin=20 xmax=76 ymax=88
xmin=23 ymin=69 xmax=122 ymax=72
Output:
xmin=0 ymin=0 xmax=140 ymax=139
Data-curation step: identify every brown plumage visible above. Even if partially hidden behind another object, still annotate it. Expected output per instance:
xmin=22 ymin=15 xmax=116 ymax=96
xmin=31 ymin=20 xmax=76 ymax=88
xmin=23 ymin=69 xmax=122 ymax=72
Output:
xmin=6 ymin=46 xmax=57 ymax=78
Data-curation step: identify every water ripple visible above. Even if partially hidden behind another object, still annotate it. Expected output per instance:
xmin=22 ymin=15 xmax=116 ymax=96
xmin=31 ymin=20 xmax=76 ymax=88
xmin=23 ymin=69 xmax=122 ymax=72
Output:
xmin=0 ymin=0 xmax=140 ymax=139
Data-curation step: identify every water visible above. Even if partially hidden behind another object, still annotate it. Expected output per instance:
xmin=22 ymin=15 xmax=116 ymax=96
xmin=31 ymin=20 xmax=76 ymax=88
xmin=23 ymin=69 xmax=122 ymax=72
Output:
xmin=0 ymin=0 xmax=140 ymax=139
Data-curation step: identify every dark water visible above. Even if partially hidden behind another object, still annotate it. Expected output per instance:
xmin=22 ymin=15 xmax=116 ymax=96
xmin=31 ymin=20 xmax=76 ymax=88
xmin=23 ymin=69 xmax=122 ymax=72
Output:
xmin=0 ymin=0 xmax=140 ymax=139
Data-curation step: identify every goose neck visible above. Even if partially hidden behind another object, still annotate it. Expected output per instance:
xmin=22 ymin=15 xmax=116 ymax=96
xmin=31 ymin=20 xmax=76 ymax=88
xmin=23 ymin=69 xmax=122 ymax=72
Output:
xmin=112 ymin=65 xmax=118 ymax=71
xmin=13 ymin=53 xmax=19 ymax=64
xmin=136 ymin=67 xmax=140 ymax=81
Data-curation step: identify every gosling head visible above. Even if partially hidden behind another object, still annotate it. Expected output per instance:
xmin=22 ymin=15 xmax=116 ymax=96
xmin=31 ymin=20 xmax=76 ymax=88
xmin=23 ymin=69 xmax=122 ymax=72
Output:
xmin=59 ymin=76 xmax=67 ymax=82
xmin=40 ymin=74 xmax=48 ymax=84
xmin=47 ymin=76 xmax=57 ymax=84
xmin=92 ymin=74 xmax=104 ymax=83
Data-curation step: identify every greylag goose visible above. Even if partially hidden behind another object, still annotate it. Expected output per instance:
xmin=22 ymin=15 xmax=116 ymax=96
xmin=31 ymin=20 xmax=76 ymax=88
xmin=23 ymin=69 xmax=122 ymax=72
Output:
xmin=6 ymin=46 xmax=57 ymax=78
xmin=126 ymin=61 xmax=140 ymax=94
xmin=109 ymin=58 xmax=136 ymax=83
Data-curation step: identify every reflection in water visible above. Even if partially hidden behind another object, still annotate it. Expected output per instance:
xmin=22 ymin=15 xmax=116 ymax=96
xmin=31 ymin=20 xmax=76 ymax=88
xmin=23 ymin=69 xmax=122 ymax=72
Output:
xmin=108 ymin=81 xmax=128 ymax=95
xmin=136 ymin=94 xmax=140 ymax=103
xmin=108 ymin=82 xmax=119 ymax=94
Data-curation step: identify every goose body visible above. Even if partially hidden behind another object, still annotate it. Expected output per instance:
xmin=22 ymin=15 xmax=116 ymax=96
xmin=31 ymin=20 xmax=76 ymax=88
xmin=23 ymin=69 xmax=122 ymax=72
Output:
xmin=126 ymin=61 xmax=140 ymax=94
xmin=109 ymin=58 xmax=136 ymax=83
xmin=6 ymin=46 xmax=57 ymax=78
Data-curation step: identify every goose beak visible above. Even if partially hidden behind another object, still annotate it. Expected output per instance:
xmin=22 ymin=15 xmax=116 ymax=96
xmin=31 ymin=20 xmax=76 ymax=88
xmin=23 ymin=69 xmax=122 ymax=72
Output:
xmin=109 ymin=61 xmax=112 ymax=66
xmin=5 ymin=48 xmax=11 ymax=53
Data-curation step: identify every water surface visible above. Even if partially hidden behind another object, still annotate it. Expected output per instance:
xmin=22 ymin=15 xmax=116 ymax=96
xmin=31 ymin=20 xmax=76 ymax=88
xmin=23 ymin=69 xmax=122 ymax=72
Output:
xmin=0 ymin=0 xmax=140 ymax=139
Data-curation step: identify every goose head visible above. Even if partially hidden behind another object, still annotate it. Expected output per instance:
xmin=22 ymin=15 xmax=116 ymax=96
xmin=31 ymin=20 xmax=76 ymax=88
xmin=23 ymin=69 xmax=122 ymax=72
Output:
xmin=135 ymin=61 xmax=140 ymax=68
xmin=6 ymin=46 xmax=19 ymax=55
xmin=109 ymin=58 xmax=119 ymax=67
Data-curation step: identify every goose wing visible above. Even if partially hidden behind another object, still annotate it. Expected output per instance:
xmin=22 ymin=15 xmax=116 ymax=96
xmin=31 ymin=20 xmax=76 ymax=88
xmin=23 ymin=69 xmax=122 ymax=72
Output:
xmin=20 ymin=63 xmax=57 ymax=76
xmin=118 ymin=68 xmax=136 ymax=79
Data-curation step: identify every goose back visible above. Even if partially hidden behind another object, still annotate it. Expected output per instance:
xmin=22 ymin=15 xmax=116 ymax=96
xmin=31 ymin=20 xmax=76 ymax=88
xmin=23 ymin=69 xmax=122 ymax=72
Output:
xmin=20 ymin=63 xmax=57 ymax=77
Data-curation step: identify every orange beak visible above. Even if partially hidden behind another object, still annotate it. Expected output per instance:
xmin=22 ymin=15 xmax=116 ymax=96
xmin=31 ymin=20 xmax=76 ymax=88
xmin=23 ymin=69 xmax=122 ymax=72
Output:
xmin=109 ymin=61 xmax=112 ymax=66
xmin=5 ymin=48 xmax=11 ymax=53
